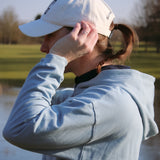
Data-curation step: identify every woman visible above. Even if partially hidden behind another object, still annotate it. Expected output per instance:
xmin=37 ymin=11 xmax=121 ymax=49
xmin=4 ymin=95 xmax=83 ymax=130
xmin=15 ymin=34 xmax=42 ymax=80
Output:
xmin=3 ymin=0 xmax=158 ymax=160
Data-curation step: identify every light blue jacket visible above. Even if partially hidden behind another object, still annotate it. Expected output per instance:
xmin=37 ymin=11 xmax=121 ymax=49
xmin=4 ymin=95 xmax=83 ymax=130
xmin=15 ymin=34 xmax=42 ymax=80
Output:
xmin=3 ymin=54 xmax=158 ymax=160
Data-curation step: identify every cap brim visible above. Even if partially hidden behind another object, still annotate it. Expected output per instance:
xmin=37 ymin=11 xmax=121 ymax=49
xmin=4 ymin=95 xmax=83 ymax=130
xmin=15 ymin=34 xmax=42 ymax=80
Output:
xmin=19 ymin=19 xmax=62 ymax=37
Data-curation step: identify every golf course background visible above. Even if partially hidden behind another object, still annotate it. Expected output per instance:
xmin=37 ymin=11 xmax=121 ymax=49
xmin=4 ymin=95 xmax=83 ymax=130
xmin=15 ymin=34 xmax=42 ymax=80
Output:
xmin=0 ymin=44 xmax=74 ymax=87
xmin=0 ymin=43 xmax=160 ymax=87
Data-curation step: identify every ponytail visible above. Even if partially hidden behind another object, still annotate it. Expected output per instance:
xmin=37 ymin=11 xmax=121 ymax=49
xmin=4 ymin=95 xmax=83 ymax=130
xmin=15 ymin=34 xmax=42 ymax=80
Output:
xmin=96 ymin=23 xmax=138 ymax=63
xmin=111 ymin=23 xmax=138 ymax=62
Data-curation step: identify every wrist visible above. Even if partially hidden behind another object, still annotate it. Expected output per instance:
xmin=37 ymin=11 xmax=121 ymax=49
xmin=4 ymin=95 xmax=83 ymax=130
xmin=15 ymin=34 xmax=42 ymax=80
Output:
xmin=49 ymin=50 xmax=74 ymax=63
xmin=46 ymin=53 xmax=68 ymax=66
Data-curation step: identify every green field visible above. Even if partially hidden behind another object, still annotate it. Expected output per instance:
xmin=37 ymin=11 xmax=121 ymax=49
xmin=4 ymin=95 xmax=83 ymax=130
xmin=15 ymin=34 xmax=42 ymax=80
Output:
xmin=0 ymin=44 xmax=75 ymax=86
xmin=0 ymin=44 xmax=160 ymax=86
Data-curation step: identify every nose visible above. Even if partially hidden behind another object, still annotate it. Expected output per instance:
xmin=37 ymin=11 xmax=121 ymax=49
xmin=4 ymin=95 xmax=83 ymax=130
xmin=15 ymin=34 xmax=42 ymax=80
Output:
xmin=40 ymin=42 xmax=49 ymax=54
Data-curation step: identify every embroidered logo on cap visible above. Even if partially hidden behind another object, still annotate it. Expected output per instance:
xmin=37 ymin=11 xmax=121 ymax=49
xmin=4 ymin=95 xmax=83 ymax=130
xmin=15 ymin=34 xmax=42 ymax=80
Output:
xmin=44 ymin=0 xmax=58 ymax=14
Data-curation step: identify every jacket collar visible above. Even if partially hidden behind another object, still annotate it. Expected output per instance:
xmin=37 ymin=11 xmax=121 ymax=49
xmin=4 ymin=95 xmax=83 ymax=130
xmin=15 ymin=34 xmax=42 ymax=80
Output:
xmin=75 ymin=65 xmax=130 ymax=86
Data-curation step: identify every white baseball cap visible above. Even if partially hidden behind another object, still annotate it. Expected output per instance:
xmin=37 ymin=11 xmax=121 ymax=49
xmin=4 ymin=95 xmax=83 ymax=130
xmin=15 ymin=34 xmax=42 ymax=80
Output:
xmin=19 ymin=0 xmax=115 ymax=37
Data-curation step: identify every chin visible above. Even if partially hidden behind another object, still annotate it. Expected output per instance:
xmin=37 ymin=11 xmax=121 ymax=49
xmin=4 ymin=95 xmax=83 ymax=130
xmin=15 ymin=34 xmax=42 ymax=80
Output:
xmin=64 ymin=58 xmax=80 ymax=75
xmin=64 ymin=63 xmax=72 ymax=73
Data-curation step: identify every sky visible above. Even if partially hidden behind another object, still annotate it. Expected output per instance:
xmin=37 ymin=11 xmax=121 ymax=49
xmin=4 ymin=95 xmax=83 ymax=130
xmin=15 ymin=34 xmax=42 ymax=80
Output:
xmin=0 ymin=0 xmax=139 ymax=23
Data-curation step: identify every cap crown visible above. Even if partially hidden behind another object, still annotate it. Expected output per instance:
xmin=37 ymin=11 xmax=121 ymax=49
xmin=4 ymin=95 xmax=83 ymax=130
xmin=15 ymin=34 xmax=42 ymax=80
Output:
xmin=42 ymin=0 xmax=115 ymax=36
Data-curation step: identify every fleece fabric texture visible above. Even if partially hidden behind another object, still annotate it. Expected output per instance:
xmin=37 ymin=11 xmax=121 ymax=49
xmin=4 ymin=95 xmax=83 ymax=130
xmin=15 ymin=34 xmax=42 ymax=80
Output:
xmin=3 ymin=54 xmax=159 ymax=160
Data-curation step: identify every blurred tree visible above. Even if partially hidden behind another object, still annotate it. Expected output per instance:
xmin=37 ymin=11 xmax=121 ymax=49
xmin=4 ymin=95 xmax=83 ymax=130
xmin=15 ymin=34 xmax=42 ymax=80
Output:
xmin=0 ymin=7 xmax=20 ymax=44
xmin=0 ymin=9 xmax=44 ymax=44
xmin=133 ymin=0 xmax=160 ymax=53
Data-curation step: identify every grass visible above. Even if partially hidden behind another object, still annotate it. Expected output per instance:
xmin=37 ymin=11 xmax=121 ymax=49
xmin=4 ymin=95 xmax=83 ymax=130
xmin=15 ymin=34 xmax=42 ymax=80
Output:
xmin=0 ymin=44 xmax=160 ymax=87
xmin=127 ymin=53 xmax=160 ymax=78
xmin=0 ymin=45 xmax=42 ymax=79
xmin=0 ymin=44 xmax=75 ymax=86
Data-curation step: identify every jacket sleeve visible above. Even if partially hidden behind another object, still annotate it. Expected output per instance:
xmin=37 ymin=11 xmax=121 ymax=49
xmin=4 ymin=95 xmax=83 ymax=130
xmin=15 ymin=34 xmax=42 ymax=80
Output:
xmin=3 ymin=54 xmax=97 ymax=151
xmin=51 ymin=88 xmax=74 ymax=105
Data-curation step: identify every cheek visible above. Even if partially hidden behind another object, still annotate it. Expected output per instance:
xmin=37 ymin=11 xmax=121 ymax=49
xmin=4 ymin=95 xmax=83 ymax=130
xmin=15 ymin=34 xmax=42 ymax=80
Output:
xmin=48 ymin=40 xmax=57 ymax=50
xmin=40 ymin=39 xmax=57 ymax=54
xmin=40 ymin=42 xmax=49 ymax=53
xmin=40 ymin=28 xmax=71 ymax=54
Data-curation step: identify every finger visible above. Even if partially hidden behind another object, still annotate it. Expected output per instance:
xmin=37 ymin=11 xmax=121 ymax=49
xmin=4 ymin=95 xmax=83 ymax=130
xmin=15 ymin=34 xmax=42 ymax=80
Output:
xmin=90 ymin=33 xmax=99 ymax=51
xmin=86 ymin=22 xmax=96 ymax=30
xmin=87 ymin=28 xmax=98 ymax=43
xmin=78 ymin=21 xmax=90 ymax=38
xmin=71 ymin=23 xmax=81 ymax=38
xmin=86 ymin=28 xmax=98 ymax=52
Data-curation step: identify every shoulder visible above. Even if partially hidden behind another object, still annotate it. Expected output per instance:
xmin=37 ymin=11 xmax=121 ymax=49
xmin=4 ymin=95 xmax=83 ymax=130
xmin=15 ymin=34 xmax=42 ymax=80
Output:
xmin=80 ymin=85 xmax=142 ymax=128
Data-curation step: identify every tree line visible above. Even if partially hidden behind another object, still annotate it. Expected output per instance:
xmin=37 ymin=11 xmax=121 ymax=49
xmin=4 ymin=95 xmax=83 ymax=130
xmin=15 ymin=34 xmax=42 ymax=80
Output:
xmin=0 ymin=7 xmax=42 ymax=44
xmin=0 ymin=0 xmax=160 ymax=53
xmin=133 ymin=0 xmax=160 ymax=53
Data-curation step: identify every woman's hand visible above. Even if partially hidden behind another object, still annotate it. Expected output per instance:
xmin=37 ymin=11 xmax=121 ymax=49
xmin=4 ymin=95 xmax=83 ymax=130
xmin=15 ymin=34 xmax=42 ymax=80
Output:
xmin=49 ymin=21 xmax=98 ymax=63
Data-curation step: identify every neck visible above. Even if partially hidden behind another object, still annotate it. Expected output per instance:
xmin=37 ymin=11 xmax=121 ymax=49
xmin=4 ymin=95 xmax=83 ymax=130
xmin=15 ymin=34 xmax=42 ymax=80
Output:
xmin=65 ymin=54 xmax=112 ymax=76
